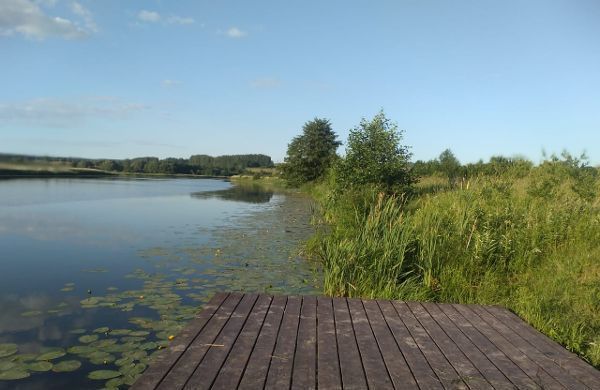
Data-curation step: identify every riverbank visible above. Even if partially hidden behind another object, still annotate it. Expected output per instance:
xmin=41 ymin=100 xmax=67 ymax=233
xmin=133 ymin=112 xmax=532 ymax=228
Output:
xmin=298 ymin=168 xmax=600 ymax=368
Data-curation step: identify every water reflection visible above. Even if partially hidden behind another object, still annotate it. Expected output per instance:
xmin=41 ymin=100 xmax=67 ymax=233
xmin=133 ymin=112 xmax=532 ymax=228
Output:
xmin=191 ymin=183 xmax=274 ymax=203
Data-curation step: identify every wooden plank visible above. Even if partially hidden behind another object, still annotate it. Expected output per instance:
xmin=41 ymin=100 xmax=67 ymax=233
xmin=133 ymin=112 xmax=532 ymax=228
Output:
xmin=377 ymin=300 xmax=444 ymax=389
xmin=156 ymin=293 xmax=243 ymax=390
xmin=407 ymin=302 xmax=493 ymax=390
xmin=183 ymin=293 xmax=259 ymax=389
xmin=362 ymin=299 xmax=418 ymax=389
xmin=421 ymin=302 xmax=513 ymax=390
xmin=209 ymin=295 xmax=273 ymax=389
xmin=316 ymin=296 xmax=342 ymax=390
xmin=333 ymin=297 xmax=368 ymax=390
xmin=291 ymin=296 xmax=317 ymax=390
xmin=471 ymin=305 xmax=589 ymax=390
xmin=347 ymin=298 xmax=394 ymax=389
xmin=452 ymin=304 xmax=564 ymax=389
xmin=393 ymin=301 xmax=466 ymax=389
xmin=485 ymin=305 xmax=600 ymax=389
xmin=264 ymin=295 xmax=302 ymax=390
xmin=130 ymin=292 xmax=229 ymax=390
xmin=238 ymin=295 xmax=287 ymax=390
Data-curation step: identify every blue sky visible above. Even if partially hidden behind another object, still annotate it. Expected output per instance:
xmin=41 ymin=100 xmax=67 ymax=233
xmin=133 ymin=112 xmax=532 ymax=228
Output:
xmin=1 ymin=0 xmax=599 ymax=164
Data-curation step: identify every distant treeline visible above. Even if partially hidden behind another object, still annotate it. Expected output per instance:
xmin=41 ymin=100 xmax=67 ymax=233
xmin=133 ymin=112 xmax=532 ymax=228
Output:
xmin=412 ymin=149 xmax=598 ymax=184
xmin=0 ymin=153 xmax=274 ymax=176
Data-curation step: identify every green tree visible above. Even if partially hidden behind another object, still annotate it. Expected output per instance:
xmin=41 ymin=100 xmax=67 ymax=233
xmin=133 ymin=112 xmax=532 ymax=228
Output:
xmin=281 ymin=118 xmax=341 ymax=186
xmin=438 ymin=149 xmax=461 ymax=186
xmin=335 ymin=111 xmax=414 ymax=193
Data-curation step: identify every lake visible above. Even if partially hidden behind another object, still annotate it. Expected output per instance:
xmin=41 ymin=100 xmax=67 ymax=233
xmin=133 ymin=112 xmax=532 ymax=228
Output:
xmin=0 ymin=178 xmax=320 ymax=389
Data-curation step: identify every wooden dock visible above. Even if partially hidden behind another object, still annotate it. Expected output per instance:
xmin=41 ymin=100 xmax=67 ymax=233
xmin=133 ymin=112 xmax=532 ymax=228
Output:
xmin=132 ymin=293 xmax=600 ymax=389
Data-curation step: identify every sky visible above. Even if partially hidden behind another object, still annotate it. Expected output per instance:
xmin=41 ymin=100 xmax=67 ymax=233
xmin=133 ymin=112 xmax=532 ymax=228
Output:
xmin=1 ymin=0 xmax=599 ymax=164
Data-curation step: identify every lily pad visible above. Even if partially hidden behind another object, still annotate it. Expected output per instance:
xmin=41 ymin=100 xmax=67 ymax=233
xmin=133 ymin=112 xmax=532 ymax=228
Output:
xmin=0 ymin=370 xmax=30 ymax=380
xmin=105 ymin=377 xmax=124 ymax=388
xmin=93 ymin=327 xmax=110 ymax=334
xmin=80 ymin=297 xmax=100 ymax=306
xmin=0 ymin=344 xmax=18 ymax=358
xmin=129 ymin=331 xmax=150 ymax=337
xmin=28 ymin=361 xmax=53 ymax=372
xmin=36 ymin=349 xmax=66 ymax=361
xmin=0 ymin=361 xmax=18 ymax=371
xmin=78 ymin=335 xmax=99 ymax=343
xmin=69 ymin=328 xmax=87 ymax=335
xmin=67 ymin=345 xmax=94 ymax=355
xmin=88 ymin=370 xmax=121 ymax=380
xmin=21 ymin=310 xmax=43 ymax=317
xmin=52 ymin=360 xmax=81 ymax=373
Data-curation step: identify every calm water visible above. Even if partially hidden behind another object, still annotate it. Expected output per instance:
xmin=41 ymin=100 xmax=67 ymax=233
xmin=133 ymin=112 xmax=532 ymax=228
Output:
xmin=0 ymin=178 xmax=320 ymax=389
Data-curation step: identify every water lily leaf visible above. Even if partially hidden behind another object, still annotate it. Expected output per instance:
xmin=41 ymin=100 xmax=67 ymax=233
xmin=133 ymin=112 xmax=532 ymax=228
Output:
xmin=21 ymin=310 xmax=43 ymax=317
xmin=10 ymin=353 xmax=37 ymax=363
xmin=105 ymin=377 xmax=124 ymax=388
xmin=78 ymin=335 xmax=99 ymax=344
xmin=28 ymin=361 xmax=53 ymax=372
xmin=80 ymin=297 xmax=100 ymax=306
xmin=115 ymin=357 xmax=134 ymax=367
xmin=52 ymin=360 xmax=81 ymax=372
xmin=139 ymin=342 xmax=157 ymax=351
xmin=93 ymin=327 xmax=110 ymax=334
xmin=36 ymin=349 xmax=66 ymax=361
xmin=128 ymin=331 xmax=150 ymax=337
xmin=0 ymin=361 xmax=18 ymax=371
xmin=69 ymin=329 xmax=87 ymax=335
xmin=0 ymin=344 xmax=18 ymax=358
xmin=0 ymin=370 xmax=30 ymax=380
xmin=120 ymin=336 xmax=145 ymax=343
xmin=67 ymin=345 xmax=94 ymax=355
xmin=88 ymin=370 xmax=121 ymax=380
xmin=108 ymin=329 xmax=131 ymax=336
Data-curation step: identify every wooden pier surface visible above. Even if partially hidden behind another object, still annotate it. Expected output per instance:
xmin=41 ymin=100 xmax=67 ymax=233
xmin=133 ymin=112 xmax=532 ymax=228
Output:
xmin=132 ymin=292 xmax=600 ymax=389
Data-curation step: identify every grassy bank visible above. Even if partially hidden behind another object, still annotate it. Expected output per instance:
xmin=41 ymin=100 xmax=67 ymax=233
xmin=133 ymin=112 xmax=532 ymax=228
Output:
xmin=306 ymin=163 xmax=600 ymax=367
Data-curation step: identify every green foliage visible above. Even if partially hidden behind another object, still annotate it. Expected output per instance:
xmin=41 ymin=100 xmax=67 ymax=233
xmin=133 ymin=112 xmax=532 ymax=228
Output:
xmin=438 ymin=149 xmax=461 ymax=186
xmin=334 ymin=111 xmax=414 ymax=193
xmin=311 ymin=154 xmax=600 ymax=367
xmin=281 ymin=118 xmax=341 ymax=186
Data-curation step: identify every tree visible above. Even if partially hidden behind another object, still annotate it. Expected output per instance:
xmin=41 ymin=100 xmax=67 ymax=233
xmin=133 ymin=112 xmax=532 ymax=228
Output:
xmin=335 ymin=110 xmax=414 ymax=193
xmin=438 ymin=149 xmax=461 ymax=186
xmin=281 ymin=118 xmax=341 ymax=186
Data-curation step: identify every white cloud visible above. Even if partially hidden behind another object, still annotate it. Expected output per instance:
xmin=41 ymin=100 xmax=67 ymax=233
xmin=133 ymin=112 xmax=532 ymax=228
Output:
xmin=162 ymin=79 xmax=182 ymax=88
xmin=137 ymin=11 xmax=195 ymax=26
xmin=138 ymin=10 xmax=161 ymax=23
xmin=0 ymin=0 xmax=94 ymax=39
xmin=0 ymin=97 xmax=148 ymax=126
xmin=166 ymin=16 xmax=195 ymax=25
xmin=225 ymin=27 xmax=247 ymax=38
xmin=71 ymin=1 xmax=96 ymax=32
xmin=250 ymin=78 xmax=281 ymax=89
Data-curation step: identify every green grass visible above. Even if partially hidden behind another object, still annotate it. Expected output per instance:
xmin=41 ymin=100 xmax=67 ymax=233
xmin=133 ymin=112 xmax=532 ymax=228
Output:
xmin=308 ymin=165 xmax=600 ymax=367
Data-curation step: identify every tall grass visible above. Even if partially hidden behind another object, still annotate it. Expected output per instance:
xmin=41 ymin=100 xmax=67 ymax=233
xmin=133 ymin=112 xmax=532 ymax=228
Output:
xmin=309 ymin=162 xmax=600 ymax=367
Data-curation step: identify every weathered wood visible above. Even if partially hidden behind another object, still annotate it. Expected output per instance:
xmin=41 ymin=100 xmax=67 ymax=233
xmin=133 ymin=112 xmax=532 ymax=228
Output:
xmin=394 ymin=301 xmax=467 ymax=389
xmin=316 ymin=296 xmax=342 ymax=390
xmin=130 ymin=292 xmax=229 ymax=390
xmin=470 ymin=304 xmax=588 ymax=390
xmin=238 ymin=295 xmax=286 ymax=390
xmin=332 ymin=297 xmax=368 ymax=390
xmin=264 ymin=295 xmax=302 ymax=390
xmin=156 ymin=293 xmax=243 ymax=390
xmin=407 ymin=302 xmax=493 ymax=389
xmin=422 ymin=302 xmax=513 ymax=390
xmin=133 ymin=293 xmax=600 ymax=390
xmin=485 ymin=305 xmax=600 ymax=389
xmin=291 ymin=295 xmax=317 ymax=390
xmin=210 ymin=295 xmax=272 ymax=389
xmin=183 ymin=293 xmax=259 ymax=389
xmin=453 ymin=304 xmax=564 ymax=389
xmin=378 ymin=300 xmax=444 ymax=389
xmin=362 ymin=299 xmax=418 ymax=389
